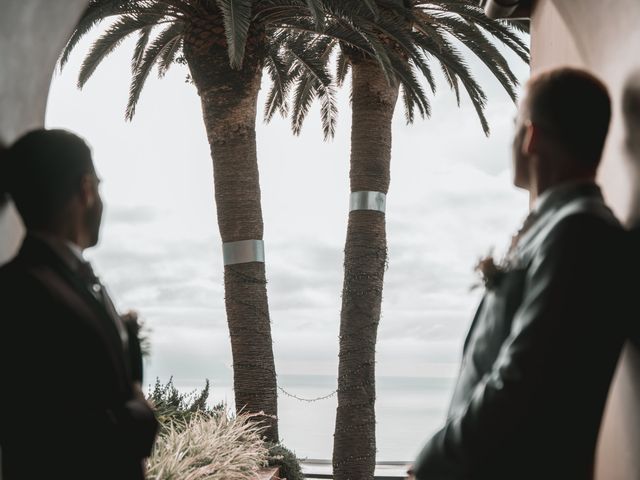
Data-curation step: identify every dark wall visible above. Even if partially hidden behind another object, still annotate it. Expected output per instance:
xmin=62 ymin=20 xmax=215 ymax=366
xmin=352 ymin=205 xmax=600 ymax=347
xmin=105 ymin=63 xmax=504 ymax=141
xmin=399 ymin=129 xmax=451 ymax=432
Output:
xmin=531 ymin=2 xmax=640 ymax=478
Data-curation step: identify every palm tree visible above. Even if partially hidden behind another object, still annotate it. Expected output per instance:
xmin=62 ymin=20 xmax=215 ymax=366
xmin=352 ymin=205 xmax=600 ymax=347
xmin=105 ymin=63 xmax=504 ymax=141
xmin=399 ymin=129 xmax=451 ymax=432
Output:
xmin=61 ymin=0 xmax=407 ymax=445
xmin=278 ymin=2 xmax=528 ymax=478
xmin=60 ymin=0 xmax=336 ymax=443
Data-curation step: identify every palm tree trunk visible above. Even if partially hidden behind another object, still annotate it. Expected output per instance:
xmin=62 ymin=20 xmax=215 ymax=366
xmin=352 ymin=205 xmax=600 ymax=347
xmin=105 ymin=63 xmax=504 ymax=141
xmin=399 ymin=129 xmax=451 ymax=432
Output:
xmin=184 ymin=18 xmax=278 ymax=443
xmin=333 ymin=59 xmax=399 ymax=479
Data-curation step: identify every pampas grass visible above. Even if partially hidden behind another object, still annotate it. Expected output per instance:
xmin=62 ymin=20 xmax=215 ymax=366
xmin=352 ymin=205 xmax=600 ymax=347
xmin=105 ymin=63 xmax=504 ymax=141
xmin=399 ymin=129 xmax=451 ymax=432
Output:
xmin=146 ymin=412 xmax=269 ymax=480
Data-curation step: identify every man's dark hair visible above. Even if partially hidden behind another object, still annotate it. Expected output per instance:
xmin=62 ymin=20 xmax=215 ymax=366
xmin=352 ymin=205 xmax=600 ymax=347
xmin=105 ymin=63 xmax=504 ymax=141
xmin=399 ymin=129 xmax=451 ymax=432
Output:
xmin=527 ymin=68 xmax=611 ymax=169
xmin=0 ymin=129 xmax=95 ymax=228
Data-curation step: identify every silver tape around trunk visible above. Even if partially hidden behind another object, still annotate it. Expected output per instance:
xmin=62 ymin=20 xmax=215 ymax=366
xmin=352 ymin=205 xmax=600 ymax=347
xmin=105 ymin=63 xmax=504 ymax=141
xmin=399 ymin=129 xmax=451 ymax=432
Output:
xmin=223 ymin=240 xmax=265 ymax=265
xmin=349 ymin=191 xmax=387 ymax=213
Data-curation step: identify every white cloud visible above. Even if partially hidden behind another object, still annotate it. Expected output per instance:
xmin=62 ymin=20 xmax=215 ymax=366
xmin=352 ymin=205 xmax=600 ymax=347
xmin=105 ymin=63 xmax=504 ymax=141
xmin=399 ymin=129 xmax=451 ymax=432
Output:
xmin=45 ymin=30 xmax=530 ymax=459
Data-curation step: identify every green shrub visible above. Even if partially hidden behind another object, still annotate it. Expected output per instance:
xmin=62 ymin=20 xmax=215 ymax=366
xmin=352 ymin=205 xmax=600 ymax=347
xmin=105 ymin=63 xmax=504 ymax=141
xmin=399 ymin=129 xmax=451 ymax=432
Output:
xmin=146 ymin=377 xmax=223 ymax=434
xmin=267 ymin=442 xmax=305 ymax=480
xmin=146 ymin=378 xmax=304 ymax=480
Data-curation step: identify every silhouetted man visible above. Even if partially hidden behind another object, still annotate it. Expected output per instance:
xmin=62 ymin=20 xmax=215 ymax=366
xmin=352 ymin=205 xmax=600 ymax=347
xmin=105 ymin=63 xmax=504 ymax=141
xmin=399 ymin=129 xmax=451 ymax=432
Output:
xmin=0 ymin=129 xmax=157 ymax=479
xmin=622 ymin=70 xmax=640 ymax=348
xmin=410 ymin=69 xmax=626 ymax=479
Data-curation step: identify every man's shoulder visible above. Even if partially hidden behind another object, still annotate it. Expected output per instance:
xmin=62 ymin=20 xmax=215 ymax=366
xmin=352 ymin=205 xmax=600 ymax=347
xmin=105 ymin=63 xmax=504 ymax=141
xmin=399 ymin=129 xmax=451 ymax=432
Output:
xmin=0 ymin=253 xmax=60 ymax=304
xmin=535 ymin=197 xmax=620 ymax=251
xmin=548 ymin=204 xmax=620 ymax=244
xmin=516 ymin=199 xmax=621 ymax=274
xmin=0 ymin=256 xmax=26 ymax=288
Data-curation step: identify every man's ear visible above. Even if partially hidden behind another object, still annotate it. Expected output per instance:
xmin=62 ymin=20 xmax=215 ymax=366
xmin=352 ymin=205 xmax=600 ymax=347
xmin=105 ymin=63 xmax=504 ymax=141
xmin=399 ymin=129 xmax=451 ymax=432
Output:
xmin=78 ymin=173 xmax=97 ymax=208
xmin=522 ymin=121 xmax=538 ymax=155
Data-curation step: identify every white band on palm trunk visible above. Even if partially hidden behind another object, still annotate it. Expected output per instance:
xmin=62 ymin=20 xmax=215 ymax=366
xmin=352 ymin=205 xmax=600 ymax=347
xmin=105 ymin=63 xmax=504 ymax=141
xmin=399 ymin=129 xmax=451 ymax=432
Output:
xmin=223 ymin=240 xmax=265 ymax=265
xmin=349 ymin=191 xmax=387 ymax=213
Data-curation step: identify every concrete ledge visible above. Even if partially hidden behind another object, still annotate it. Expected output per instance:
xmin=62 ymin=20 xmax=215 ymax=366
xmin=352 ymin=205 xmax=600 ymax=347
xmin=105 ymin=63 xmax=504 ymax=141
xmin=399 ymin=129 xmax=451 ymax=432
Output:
xmin=302 ymin=459 xmax=410 ymax=479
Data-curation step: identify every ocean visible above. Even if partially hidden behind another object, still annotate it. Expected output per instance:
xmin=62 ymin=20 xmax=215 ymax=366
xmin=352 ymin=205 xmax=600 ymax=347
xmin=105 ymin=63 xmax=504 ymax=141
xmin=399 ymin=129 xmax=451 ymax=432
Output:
xmin=169 ymin=374 xmax=456 ymax=462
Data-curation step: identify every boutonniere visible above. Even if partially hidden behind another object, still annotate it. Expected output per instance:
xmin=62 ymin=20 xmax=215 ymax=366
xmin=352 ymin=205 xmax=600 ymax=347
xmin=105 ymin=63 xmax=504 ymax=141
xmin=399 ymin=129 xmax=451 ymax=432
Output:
xmin=472 ymin=251 xmax=509 ymax=291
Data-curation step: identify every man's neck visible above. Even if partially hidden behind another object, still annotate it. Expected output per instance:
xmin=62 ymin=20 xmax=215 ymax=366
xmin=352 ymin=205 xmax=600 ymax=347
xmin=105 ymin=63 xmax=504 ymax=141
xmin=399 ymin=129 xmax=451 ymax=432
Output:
xmin=528 ymin=172 xmax=596 ymax=206
xmin=32 ymin=221 xmax=87 ymax=249
xmin=30 ymin=230 xmax=85 ymax=259
xmin=530 ymin=178 xmax=598 ymax=215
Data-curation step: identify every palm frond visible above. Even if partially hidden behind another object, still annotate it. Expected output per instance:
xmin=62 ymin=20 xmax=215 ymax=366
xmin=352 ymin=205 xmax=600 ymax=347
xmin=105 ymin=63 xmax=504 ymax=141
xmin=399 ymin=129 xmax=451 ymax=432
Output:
xmin=264 ymin=48 xmax=293 ymax=122
xmin=430 ymin=16 xmax=519 ymax=101
xmin=305 ymin=0 xmax=325 ymax=29
xmin=504 ymin=19 xmax=530 ymax=35
xmin=216 ymin=0 xmax=253 ymax=69
xmin=415 ymin=29 xmax=490 ymax=133
xmin=426 ymin=2 xmax=530 ymax=64
xmin=361 ymin=0 xmax=380 ymax=18
xmin=78 ymin=14 xmax=157 ymax=88
xmin=401 ymin=84 xmax=416 ymax=124
xmin=60 ymin=0 xmax=131 ymax=69
xmin=132 ymin=26 xmax=152 ymax=72
xmin=390 ymin=55 xmax=431 ymax=121
xmin=440 ymin=62 xmax=461 ymax=106
xmin=412 ymin=52 xmax=436 ymax=95
xmin=157 ymin=37 xmax=183 ymax=77
xmin=286 ymin=35 xmax=338 ymax=138
xmin=126 ymin=22 xmax=185 ymax=120
xmin=319 ymin=82 xmax=338 ymax=140
xmin=335 ymin=48 xmax=351 ymax=87
xmin=291 ymin=72 xmax=317 ymax=136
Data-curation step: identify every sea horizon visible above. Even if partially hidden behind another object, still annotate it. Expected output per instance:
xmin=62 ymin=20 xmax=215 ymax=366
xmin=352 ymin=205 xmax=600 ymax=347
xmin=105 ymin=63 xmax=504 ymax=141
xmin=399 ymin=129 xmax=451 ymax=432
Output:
xmin=155 ymin=373 xmax=457 ymax=462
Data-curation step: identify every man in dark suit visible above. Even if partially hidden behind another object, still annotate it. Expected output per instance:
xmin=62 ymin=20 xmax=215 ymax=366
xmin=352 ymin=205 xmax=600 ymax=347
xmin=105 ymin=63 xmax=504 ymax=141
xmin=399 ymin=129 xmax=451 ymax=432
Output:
xmin=410 ymin=69 xmax=626 ymax=479
xmin=0 ymin=129 xmax=158 ymax=479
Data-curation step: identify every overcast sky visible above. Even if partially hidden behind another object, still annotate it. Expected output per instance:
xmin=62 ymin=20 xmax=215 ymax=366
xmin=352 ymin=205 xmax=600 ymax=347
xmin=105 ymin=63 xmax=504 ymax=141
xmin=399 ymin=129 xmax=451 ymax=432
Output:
xmin=45 ymin=31 xmax=530 ymax=446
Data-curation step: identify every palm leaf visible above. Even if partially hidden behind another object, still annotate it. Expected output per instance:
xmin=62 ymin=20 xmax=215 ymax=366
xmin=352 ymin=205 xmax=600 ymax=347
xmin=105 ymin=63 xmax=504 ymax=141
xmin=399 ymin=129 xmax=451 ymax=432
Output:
xmin=78 ymin=14 xmax=156 ymax=88
xmin=305 ymin=0 xmax=325 ymax=29
xmin=335 ymin=47 xmax=351 ymax=87
xmin=157 ymin=36 xmax=183 ymax=77
xmin=430 ymin=2 xmax=530 ymax=64
xmin=440 ymin=62 xmax=461 ymax=106
xmin=319 ymin=82 xmax=338 ymax=140
xmin=291 ymin=73 xmax=317 ymax=136
xmin=361 ymin=0 xmax=380 ymax=18
xmin=401 ymin=84 xmax=415 ymax=124
xmin=417 ymin=31 xmax=489 ymax=133
xmin=60 ymin=0 xmax=131 ymax=69
xmin=431 ymin=16 xmax=519 ymax=101
xmin=126 ymin=22 xmax=184 ymax=120
xmin=216 ymin=0 xmax=253 ymax=69
xmin=264 ymin=48 xmax=293 ymax=121
xmin=132 ymin=26 xmax=152 ymax=72
xmin=287 ymin=35 xmax=338 ymax=138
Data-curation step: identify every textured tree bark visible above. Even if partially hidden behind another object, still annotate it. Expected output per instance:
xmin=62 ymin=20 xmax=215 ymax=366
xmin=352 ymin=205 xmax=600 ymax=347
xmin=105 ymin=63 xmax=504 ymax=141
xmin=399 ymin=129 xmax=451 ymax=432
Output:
xmin=333 ymin=58 xmax=399 ymax=480
xmin=183 ymin=12 xmax=278 ymax=443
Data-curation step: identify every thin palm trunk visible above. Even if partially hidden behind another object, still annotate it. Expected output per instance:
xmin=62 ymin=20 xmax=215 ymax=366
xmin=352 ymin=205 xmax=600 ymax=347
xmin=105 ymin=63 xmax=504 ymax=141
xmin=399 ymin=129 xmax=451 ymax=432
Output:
xmin=333 ymin=58 xmax=399 ymax=480
xmin=184 ymin=15 xmax=278 ymax=443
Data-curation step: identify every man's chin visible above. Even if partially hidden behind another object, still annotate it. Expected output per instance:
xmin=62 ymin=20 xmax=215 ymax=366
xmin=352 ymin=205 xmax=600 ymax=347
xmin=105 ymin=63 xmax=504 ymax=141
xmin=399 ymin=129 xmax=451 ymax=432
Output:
xmin=513 ymin=175 xmax=529 ymax=190
xmin=87 ymin=234 xmax=100 ymax=249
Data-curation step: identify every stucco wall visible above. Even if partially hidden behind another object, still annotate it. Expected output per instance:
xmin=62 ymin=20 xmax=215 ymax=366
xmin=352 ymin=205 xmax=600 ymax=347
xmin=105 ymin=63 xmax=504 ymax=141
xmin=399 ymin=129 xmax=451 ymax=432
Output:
xmin=531 ymin=2 xmax=640 ymax=479
xmin=0 ymin=0 xmax=88 ymax=264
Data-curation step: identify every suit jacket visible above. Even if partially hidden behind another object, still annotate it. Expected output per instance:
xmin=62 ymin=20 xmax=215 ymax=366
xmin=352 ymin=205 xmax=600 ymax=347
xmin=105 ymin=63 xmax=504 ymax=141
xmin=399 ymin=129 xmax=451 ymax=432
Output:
xmin=0 ymin=235 xmax=158 ymax=480
xmin=413 ymin=183 xmax=626 ymax=480
xmin=629 ymin=226 xmax=640 ymax=349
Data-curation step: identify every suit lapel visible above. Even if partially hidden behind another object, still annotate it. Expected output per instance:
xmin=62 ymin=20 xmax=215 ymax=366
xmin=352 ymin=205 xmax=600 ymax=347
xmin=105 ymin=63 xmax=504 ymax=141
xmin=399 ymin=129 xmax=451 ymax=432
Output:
xmin=463 ymin=297 xmax=485 ymax=354
xmin=18 ymin=237 xmax=131 ymax=386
